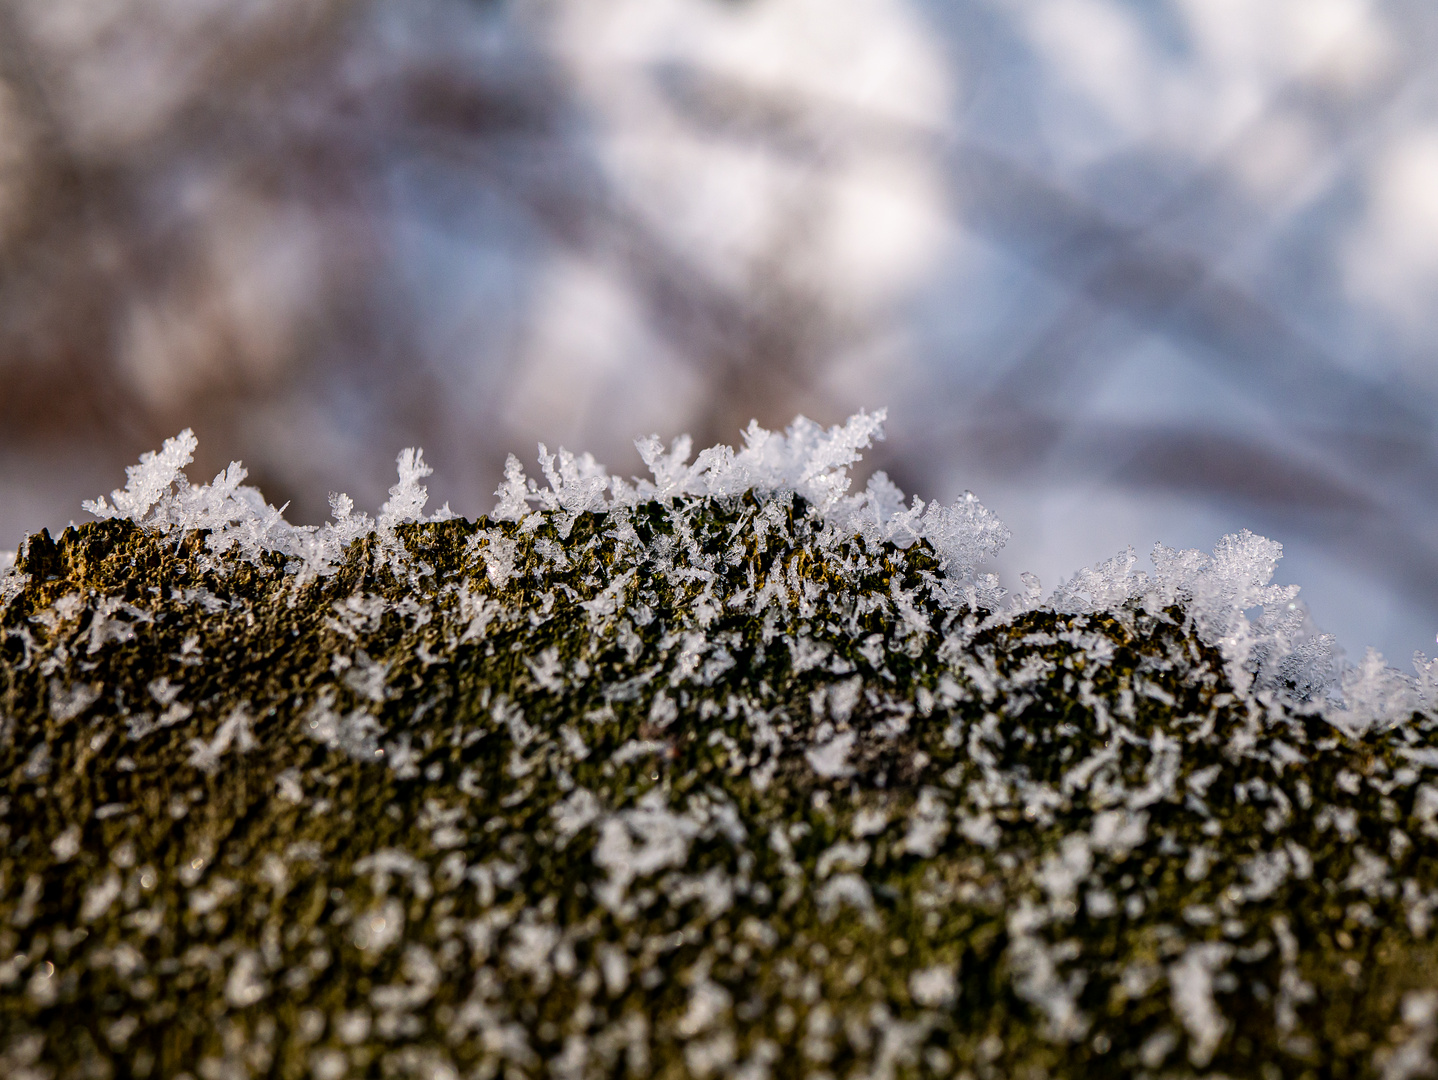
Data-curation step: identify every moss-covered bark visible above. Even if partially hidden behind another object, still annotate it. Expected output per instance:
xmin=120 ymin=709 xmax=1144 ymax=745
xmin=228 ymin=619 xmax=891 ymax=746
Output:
xmin=2 ymin=501 xmax=1437 ymax=1080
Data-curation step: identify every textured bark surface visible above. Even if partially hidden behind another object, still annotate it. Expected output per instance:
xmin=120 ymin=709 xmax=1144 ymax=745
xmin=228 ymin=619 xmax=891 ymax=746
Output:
xmin=1 ymin=506 xmax=1437 ymax=1080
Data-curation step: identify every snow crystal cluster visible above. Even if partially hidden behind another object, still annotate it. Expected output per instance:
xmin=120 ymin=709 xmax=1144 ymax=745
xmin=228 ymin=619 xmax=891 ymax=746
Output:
xmin=492 ymin=411 xmax=1009 ymax=582
xmin=76 ymin=430 xmax=454 ymax=579
xmin=1042 ymin=526 xmax=1438 ymax=733
xmin=67 ymin=412 xmax=1006 ymax=589
xmin=19 ymin=409 xmax=1432 ymax=736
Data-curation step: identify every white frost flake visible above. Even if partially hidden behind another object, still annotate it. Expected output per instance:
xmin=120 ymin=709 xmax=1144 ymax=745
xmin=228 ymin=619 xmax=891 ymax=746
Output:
xmin=806 ymin=728 xmax=855 ymax=779
xmin=186 ymin=707 xmax=257 ymax=775
xmin=1169 ymin=943 xmax=1233 ymax=1067
xmin=814 ymin=873 xmax=875 ymax=921
xmin=908 ymin=965 xmax=959 ymax=1009
xmin=592 ymin=793 xmax=701 ymax=912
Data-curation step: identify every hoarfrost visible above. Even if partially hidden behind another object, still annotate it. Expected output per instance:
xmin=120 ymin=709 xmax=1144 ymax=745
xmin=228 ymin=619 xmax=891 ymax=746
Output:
xmin=592 ymin=793 xmax=701 ymax=912
xmin=0 ymin=550 xmax=25 ymax=609
xmin=552 ymin=788 xmax=602 ymax=841
xmin=1336 ymin=648 xmax=1423 ymax=735
xmin=1006 ymin=905 xmax=1088 ymax=1041
xmin=1048 ymin=529 xmax=1437 ymax=729
xmin=496 ymin=410 xmax=1009 ymax=582
xmin=805 ymin=729 xmax=855 ymax=779
xmin=1089 ymin=809 xmax=1147 ymax=859
xmin=1385 ymin=991 xmax=1438 ymax=1080
xmin=50 ymin=825 xmax=81 ymax=863
xmin=79 ymin=872 xmax=122 ymax=923
xmin=83 ymin=429 xmax=200 ymax=525
xmin=675 ymin=980 xmax=731 ymax=1038
xmin=84 ymin=597 xmax=152 ymax=654
xmin=351 ymin=898 xmax=405 ymax=953
xmin=225 ymin=950 xmax=268 ymax=1008
xmin=815 ymin=841 xmax=870 ymax=879
xmin=852 ymin=807 xmax=889 ymax=837
xmin=81 ymin=430 xmax=447 ymax=578
xmin=378 ymin=448 xmax=434 ymax=528
xmin=343 ymin=651 xmax=390 ymax=703
xmin=899 ymin=788 xmax=950 ymax=858
xmin=1169 ymin=943 xmax=1233 ymax=1067
xmin=49 ymin=681 xmax=100 ymax=723
xmin=186 ymin=707 xmax=256 ymax=775
xmin=1036 ymin=835 xmax=1093 ymax=904
xmin=303 ymin=692 xmax=385 ymax=761
xmin=908 ymin=965 xmax=959 ymax=1009
xmin=70 ymin=413 xmax=1438 ymax=732
xmin=814 ymin=873 xmax=875 ymax=921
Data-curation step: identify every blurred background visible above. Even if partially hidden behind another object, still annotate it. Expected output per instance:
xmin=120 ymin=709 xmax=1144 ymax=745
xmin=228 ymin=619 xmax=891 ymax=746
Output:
xmin=1 ymin=0 xmax=1436 ymax=664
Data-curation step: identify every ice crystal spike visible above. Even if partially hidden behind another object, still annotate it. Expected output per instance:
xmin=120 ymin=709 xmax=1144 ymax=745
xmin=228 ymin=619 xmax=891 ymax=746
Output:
xmin=37 ymin=412 xmax=1438 ymax=724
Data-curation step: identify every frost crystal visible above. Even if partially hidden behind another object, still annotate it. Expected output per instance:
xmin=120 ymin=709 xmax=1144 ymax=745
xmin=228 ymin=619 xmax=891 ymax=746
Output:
xmin=1169 ymin=943 xmax=1234 ymax=1067
xmin=82 ymin=428 xmax=200 ymax=525
xmin=379 ymin=449 xmax=432 ymax=523
xmin=64 ymin=411 xmax=1432 ymax=728
xmin=0 ymin=550 xmax=24 ymax=609
xmin=78 ymin=430 xmax=448 ymax=579
xmin=493 ymin=410 xmax=1009 ymax=582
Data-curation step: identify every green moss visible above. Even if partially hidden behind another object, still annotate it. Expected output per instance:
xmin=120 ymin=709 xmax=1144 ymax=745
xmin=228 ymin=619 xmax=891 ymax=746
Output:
xmin=1 ymin=501 xmax=1437 ymax=1080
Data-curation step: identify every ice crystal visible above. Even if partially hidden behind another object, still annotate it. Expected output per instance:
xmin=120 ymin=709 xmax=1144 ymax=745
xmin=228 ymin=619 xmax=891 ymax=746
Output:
xmin=491 ymin=410 xmax=1010 ymax=583
xmin=65 ymin=410 xmax=1431 ymax=725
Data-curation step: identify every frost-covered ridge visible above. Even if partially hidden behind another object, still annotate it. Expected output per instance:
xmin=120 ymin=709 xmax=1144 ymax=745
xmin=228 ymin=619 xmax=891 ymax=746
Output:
xmin=74 ymin=412 xmax=1010 ymax=584
xmin=51 ymin=410 xmax=1438 ymax=733
xmin=4 ymin=412 xmax=1438 ymax=1078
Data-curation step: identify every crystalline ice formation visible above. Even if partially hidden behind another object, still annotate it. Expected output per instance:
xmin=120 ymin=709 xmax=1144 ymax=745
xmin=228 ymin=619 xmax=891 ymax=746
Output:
xmin=0 ymin=549 xmax=23 ymax=608
xmin=79 ymin=432 xmax=447 ymax=579
xmin=12 ymin=409 xmax=1434 ymax=733
xmin=64 ymin=411 xmax=1009 ymax=590
xmin=493 ymin=409 xmax=1010 ymax=580
xmin=1042 ymin=527 xmax=1433 ymax=727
